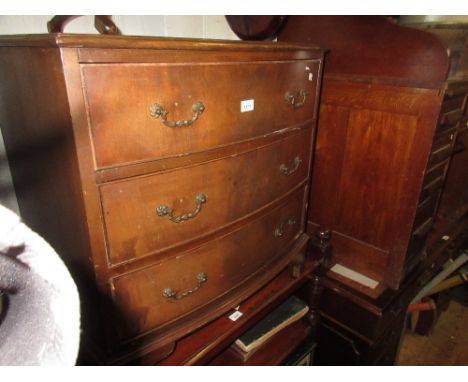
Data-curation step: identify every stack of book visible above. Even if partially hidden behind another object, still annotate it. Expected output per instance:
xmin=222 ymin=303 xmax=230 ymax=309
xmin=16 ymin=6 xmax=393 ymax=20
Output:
xmin=230 ymin=295 xmax=309 ymax=361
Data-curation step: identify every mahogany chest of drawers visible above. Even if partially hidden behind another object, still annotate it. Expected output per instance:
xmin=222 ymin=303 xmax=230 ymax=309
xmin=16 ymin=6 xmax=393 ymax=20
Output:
xmin=0 ymin=34 xmax=324 ymax=363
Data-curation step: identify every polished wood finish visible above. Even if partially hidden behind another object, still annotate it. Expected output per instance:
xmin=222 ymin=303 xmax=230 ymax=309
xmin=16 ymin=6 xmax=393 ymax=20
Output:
xmin=278 ymin=16 xmax=448 ymax=86
xmin=227 ymin=15 xmax=464 ymax=366
xmin=158 ymin=247 xmax=316 ymax=366
xmin=47 ymin=15 xmax=121 ymax=35
xmin=82 ymin=59 xmax=319 ymax=168
xmin=100 ymin=130 xmax=312 ymax=266
xmin=0 ymin=34 xmax=324 ymax=364
xmin=272 ymin=16 xmax=457 ymax=366
xmin=309 ymin=81 xmax=442 ymax=288
xmin=278 ymin=16 xmax=450 ymax=291
xmin=111 ymin=189 xmax=306 ymax=341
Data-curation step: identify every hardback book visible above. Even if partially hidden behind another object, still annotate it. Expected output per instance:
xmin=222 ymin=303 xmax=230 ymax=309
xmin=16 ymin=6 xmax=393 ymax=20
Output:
xmin=234 ymin=295 xmax=309 ymax=354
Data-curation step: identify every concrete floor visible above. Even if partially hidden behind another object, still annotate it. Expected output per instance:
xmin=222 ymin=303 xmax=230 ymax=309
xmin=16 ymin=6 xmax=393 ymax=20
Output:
xmin=396 ymin=299 xmax=468 ymax=365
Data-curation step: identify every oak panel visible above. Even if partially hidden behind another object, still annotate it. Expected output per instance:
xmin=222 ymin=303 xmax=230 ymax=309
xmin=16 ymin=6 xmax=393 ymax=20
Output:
xmin=334 ymin=109 xmax=419 ymax=249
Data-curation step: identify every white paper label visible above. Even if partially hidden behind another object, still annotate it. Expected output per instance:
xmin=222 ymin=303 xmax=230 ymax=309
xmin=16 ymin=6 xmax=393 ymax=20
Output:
xmin=228 ymin=310 xmax=243 ymax=321
xmin=240 ymin=99 xmax=254 ymax=113
xmin=330 ymin=264 xmax=379 ymax=289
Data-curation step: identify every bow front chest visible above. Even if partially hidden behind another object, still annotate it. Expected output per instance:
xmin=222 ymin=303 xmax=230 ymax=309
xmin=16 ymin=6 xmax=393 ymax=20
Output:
xmin=0 ymin=34 xmax=323 ymax=364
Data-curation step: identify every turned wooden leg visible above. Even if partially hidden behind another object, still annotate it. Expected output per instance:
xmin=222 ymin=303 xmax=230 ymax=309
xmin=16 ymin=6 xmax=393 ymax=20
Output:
xmin=306 ymin=274 xmax=324 ymax=332
xmin=306 ymin=228 xmax=331 ymax=337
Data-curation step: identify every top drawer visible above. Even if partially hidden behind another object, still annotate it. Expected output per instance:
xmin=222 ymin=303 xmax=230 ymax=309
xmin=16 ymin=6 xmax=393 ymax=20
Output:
xmin=81 ymin=60 xmax=320 ymax=168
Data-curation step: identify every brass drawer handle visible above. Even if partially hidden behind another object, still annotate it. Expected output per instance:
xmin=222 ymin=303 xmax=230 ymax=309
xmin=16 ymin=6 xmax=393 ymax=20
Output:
xmin=280 ymin=156 xmax=302 ymax=176
xmin=274 ymin=217 xmax=297 ymax=238
xmin=156 ymin=193 xmax=207 ymax=223
xmin=284 ymin=90 xmax=308 ymax=109
xmin=149 ymin=101 xmax=205 ymax=128
xmin=163 ymin=272 xmax=207 ymax=300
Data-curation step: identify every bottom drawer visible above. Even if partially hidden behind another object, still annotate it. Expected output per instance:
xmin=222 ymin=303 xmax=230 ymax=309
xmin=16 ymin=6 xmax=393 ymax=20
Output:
xmin=111 ymin=188 xmax=306 ymax=342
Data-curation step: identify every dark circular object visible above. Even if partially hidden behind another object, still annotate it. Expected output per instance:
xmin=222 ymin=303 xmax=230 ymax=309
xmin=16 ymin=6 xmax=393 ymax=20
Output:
xmin=225 ymin=16 xmax=288 ymax=41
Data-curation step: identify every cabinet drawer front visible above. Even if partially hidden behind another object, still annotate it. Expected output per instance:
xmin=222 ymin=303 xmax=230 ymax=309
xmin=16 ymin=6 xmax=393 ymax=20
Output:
xmin=110 ymin=189 xmax=305 ymax=341
xmin=100 ymin=129 xmax=312 ymax=265
xmin=82 ymin=60 xmax=319 ymax=168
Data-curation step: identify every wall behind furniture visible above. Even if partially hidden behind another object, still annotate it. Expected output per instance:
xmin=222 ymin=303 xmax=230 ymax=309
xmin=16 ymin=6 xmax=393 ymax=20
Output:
xmin=0 ymin=15 xmax=239 ymax=214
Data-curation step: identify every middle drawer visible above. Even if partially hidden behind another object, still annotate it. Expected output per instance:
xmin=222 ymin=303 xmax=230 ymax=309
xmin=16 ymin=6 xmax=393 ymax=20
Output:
xmin=99 ymin=128 xmax=312 ymax=265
